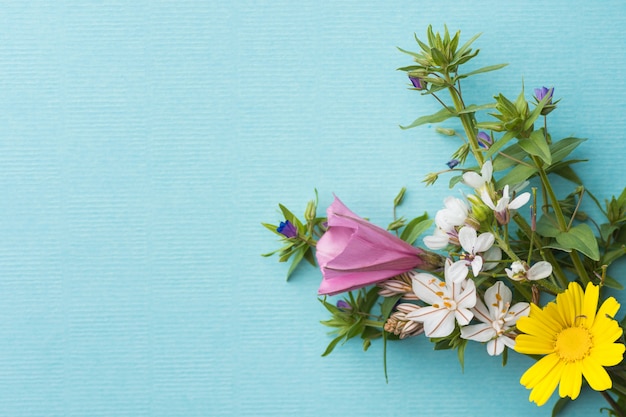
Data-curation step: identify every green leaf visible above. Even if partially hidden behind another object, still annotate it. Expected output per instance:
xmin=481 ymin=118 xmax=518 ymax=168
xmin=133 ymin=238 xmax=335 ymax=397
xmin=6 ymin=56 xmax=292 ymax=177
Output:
xmin=603 ymin=275 xmax=625 ymax=290
xmin=303 ymin=247 xmax=316 ymax=267
xmin=495 ymin=164 xmax=537 ymax=189
xmin=518 ymin=130 xmax=552 ymax=165
xmin=396 ymin=46 xmax=421 ymax=59
xmin=455 ymin=32 xmax=481 ymax=57
xmin=400 ymin=215 xmax=432 ymax=245
xmin=492 ymin=143 xmax=526 ymax=171
xmin=555 ymin=223 xmax=600 ymax=261
xmin=547 ymin=161 xmax=585 ymax=184
xmin=536 ymin=215 xmax=561 ymax=238
xmin=286 ymin=245 xmax=306 ymax=280
xmin=484 ymin=130 xmax=518 ymax=160
xmin=400 ymin=108 xmax=456 ymax=130
xmin=550 ymin=137 xmax=586 ymax=163
xmin=456 ymin=63 xmax=507 ymax=79
xmin=381 ymin=294 xmax=403 ymax=319
xmin=449 ymin=175 xmax=463 ymax=189
xmin=456 ymin=103 xmax=498 ymax=114
xmin=278 ymin=204 xmax=304 ymax=230
xmin=321 ymin=335 xmax=345 ymax=357
xmin=523 ymin=92 xmax=552 ymax=131
xmin=552 ymin=397 xmax=571 ymax=417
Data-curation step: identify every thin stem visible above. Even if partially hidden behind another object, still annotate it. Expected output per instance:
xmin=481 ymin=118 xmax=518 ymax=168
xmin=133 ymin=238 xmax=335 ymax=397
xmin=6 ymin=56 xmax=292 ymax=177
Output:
xmin=531 ymin=155 xmax=591 ymax=284
xmin=443 ymin=75 xmax=484 ymax=166
xmin=601 ymin=391 xmax=625 ymax=417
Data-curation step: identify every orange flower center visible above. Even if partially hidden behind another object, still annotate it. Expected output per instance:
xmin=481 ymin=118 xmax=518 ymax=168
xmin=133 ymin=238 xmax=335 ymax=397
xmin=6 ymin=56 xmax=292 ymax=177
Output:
xmin=554 ymin=326 xmax=593 ymax=362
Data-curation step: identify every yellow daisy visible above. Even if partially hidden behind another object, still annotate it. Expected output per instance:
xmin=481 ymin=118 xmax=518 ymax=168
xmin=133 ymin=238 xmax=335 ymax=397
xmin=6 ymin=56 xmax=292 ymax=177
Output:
xmin=514 ymin=282 xmax=625 ymax=406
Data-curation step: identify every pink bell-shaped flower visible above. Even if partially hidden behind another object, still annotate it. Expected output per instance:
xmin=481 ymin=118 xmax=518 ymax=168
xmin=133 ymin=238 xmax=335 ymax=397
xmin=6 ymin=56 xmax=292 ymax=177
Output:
xmin=316 ymin=196 xmax=441 ymax=295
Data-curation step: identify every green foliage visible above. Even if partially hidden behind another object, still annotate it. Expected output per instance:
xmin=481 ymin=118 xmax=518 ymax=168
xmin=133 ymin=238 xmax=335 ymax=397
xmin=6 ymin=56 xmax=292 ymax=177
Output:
xmin=262 ymin=192 xmax=326 ymax=280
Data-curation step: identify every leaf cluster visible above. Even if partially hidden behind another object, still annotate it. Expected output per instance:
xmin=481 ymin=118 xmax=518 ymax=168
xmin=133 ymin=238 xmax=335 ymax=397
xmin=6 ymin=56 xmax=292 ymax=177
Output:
xmin=262 ymin=192 xmax=326 ymax=280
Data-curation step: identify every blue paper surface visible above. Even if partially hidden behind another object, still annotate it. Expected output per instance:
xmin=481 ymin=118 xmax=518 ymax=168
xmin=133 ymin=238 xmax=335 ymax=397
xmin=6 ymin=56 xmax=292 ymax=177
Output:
xmin=0 ymin=1 xmax=625 ymax=416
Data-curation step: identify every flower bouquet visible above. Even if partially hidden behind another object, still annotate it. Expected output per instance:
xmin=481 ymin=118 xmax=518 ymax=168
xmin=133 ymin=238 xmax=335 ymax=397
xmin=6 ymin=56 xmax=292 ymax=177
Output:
xmin=263 ymin=26 xmax=626 ymax=415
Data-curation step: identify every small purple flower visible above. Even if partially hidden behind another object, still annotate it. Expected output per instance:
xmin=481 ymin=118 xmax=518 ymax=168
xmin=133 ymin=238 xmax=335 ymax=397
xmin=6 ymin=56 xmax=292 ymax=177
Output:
xmin=477 ymin=131 xmax=492 ymax=149
xmin=336 ymin=300 xmax=351 ymax=310
xmin=277 ymin=220 xmax=298 ymax=238
xmin=446 ymin=159 xmax=460 ymax=169
xmin=534 ymin=87 xmax=554 ymax=103
xmin=409 ymin=76 xmax=427 ymax=90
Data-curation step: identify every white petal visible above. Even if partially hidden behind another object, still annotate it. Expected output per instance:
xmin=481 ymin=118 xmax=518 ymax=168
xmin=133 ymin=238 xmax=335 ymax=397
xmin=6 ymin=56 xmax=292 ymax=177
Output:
xmin=454 ymin=307 xmax=475 ymax=326
xmin=480 ymin=190 xmax=496 ymax=210
xmin=473 ymin=232 xmax=495 ymax=253
xmin=481 ymin=160 xmax=493 ymax=182
xmin=501 ymin=336 xmax=516 ymax=350
xmin=408 ymin=307 xmax=455 ymax=338
xmin=458 ymin=226 xmax=477 ymax=253
xmin=487 ymin=338 xmax=505 ymax=356
xmin=448 ymin=260 xmax=469 ymax=283
xmin=411 ymin=272 xmax=448 ymax=305
xmin=527 ymin=261 xmax=553 ymax=280
xmin=423 ymin=229 xmax=449 ymax=250
xmin=484 ymin=281 xmax=512 ymax=316
xmin=471 ymin=257 xmax=483 ymax=277
xmin=504 ymin=302 xmax=530 ymax=325
xmin=462 ymin=171 xmax=485 ymax=189
xmin=471 ymin=296 xmax=491 ymax=324
xmin=460 ymin=323 xmax=494 ymax=342
xmin=482 ymin=246 xmax=502 ymax=271
xmin=456 ymin=279 xmax=476 ymax=310
xmin=509 ymin=192 xmax=531 ymax=210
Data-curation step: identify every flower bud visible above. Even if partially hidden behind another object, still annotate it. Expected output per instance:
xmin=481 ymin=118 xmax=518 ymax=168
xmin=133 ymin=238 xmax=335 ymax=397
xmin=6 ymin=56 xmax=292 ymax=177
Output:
xmin=304 ymin=200 xmax=316 ymax=222
xmin=467 ymin=194 xmax=491 ymax=222
xmin=408 ymin=75 xmax=427 ymax=90
xmin=277 ymin=220 xmax=298 ymax=238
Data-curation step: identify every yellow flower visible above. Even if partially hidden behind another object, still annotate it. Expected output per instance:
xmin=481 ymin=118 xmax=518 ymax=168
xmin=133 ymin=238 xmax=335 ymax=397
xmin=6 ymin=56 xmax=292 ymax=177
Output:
xmin=514 ymin=282 xmax=625 ymax=406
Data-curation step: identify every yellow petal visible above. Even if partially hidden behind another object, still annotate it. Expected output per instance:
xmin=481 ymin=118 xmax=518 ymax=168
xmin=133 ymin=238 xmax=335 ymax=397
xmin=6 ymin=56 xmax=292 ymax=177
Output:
xmin=521 ymin=353 xmax=560 ymax=388
xmin=514 ymin=334 xmax=555 ymax=355
xmin=558 ymin=361 xmax=582 ymax=400
xmin=528 ymin=358 xmax=564 ymax=406
xmin=581 ymin=355 xmax=612 ymax=391
xmin=590 ymin=343 xmax=625 ymax=367
xmin=582 ymin=283 xmax=599 ymax=327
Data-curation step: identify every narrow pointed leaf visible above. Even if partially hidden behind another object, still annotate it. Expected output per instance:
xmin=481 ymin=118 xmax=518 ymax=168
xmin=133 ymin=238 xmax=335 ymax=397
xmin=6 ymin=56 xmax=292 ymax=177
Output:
xmin=400 ymin=108 xmax=456 ymax=129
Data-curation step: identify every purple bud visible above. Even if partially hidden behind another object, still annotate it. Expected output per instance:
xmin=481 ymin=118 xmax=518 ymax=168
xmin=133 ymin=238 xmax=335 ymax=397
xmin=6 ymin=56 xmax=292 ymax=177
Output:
xmin=277 ymin=220 xmax=298 ymax=238
xmin=477 ymin=131 xmax=492 ymax=149
xmin=446 ymin=159 xmax=459 ymax=169
xmin=534 ymin=87 xmax=554 ymax=103
xmin=409 ymin=76 xmax=427 ymax=90
xmin=336 ymin=300 xmax=351 ymax=310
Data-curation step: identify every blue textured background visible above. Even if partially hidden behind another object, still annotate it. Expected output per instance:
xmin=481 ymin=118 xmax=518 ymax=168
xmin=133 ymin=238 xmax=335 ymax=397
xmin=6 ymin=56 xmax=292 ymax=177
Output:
xmin=0 ymin=1 xmax=625 ymax=416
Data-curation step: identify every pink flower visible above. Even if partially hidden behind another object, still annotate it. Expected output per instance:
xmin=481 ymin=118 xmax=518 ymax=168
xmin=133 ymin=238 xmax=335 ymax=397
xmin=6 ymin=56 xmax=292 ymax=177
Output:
xmin=316 ymin=197 xmax=441 ymax=295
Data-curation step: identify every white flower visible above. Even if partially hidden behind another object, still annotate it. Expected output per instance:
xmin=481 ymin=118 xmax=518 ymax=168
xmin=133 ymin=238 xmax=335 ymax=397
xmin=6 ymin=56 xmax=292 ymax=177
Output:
xmin=458 ymin=226 xmax=495 ymax=278
xmin=505 ymin=260 xmax=553 ymax=281
xmin=406 ymin=259 xmax=476 ymax=338
xmin=462 ymin=160 xmax=493 ymax=193
xmin=460 ymin=281 xmax=530 ymax=356
xmin=435 ymin=196 xmax=469 ymax=231
xmin=423 ymin=196 xmax=469 ymax=250
xmin=481 ymin=184 xmax=530 ymax=225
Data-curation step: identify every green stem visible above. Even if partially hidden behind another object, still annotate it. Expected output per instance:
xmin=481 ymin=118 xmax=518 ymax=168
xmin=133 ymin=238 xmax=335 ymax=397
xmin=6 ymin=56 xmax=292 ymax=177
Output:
xmin=513 ymin=213 xmax=568 ymax=289
xmin=444 ymin=77 xmax=484 ymax=166
xmin=531 ymin=155 xmax=591 ymax=285
xmin=601 ymin=391 xmax=625 ymax=417
xmin=365 ymin=320 xmax=385 ymax=328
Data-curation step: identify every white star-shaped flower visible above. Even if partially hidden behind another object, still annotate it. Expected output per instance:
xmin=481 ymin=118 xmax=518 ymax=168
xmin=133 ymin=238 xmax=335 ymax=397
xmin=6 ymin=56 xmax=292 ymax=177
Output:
xmin=457 ymin=226 xmax=495 ymax=278
xmin=406 ymin=259 xmax=476 ymax=338
xmin=423 ymin=196 xmax=469 ymax=250
xmin=505 ymin=260 xmax=553 ymax=281
xmin=462 ymin=160 xmax=493 ymax=193
xmin=481 ymin=184 xmax=530 ymax=225
xmin=460 ymin=281 xmax=529 ymax=355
